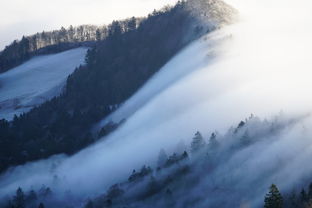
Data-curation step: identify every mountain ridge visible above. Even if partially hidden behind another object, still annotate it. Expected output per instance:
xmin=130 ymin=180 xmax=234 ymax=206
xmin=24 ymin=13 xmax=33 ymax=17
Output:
xmin=0 ymin=0 xmax=235 ymax=174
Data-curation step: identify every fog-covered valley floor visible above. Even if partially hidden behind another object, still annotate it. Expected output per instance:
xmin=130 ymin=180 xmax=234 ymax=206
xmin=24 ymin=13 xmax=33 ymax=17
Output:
xmin=1 ymin=0 xmax=312 ymax=207
xmin=0 ymin=47 xmax=88 ymax=120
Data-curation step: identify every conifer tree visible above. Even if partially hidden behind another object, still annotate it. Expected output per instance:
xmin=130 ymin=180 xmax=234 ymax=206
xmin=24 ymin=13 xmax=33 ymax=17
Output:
xmin=127 ymin=17 xmax=137 ymax=31
xmin=157 ymin=149 xmax=168 ymax=167
xmin=38 ymin=203 xmax=45 ymax=208
xmin=96 ymin=29 xmax=101 ymax=41
xmin=208 ymin=132 xmax=220 ymax=150
xmin=85 ymin=200 xmax=94 ymax=208
xmin=300 ymin=188 xmax=308 ymax=203
xmin=308 ymin=182 xmax=312 ymax=199
xmin=13 ymin=187 xmax=25 ymax=208
xmin=264 ymin=184 xmax=283 ymax=208
xmin=26 ymin=189 xmax=37 ymax=203
xmin=191 ymin=131 xmax=206 ymax=153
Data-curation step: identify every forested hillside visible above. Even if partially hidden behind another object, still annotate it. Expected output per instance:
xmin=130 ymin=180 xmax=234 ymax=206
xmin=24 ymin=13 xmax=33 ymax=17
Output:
xmin=0 ymin=47 xmax=88 ymax=120
xmin=0 ymin=0 xmax=235 ymax=173
xmin=1 ymin=0 xmax=312 ymax=207
xmin=0 ymin=25 xmax=96 ymax=73
xmin=2 ymin=115 xmax=311 ymax=208
xmin=0 ymin=19 xmax=145 ymax=73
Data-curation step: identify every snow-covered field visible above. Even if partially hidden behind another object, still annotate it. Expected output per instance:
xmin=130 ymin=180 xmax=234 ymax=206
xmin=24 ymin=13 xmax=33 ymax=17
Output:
xmin=0 ymin=47 xmax=88 ymax=120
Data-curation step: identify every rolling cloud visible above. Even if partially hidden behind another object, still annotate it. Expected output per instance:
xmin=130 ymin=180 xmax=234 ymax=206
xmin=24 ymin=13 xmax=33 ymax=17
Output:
xmin=1 ymin=0 xmax=312 ymax=207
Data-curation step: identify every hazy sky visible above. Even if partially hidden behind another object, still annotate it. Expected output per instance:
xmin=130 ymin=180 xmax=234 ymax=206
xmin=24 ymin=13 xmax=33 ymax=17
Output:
xmin=0 ymin=0 xmax=178 ymax=50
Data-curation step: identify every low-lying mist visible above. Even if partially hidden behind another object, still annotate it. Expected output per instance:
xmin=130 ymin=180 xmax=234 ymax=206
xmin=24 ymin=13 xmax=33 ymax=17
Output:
xmin=1 ymin=0 xmax=312 ymax=206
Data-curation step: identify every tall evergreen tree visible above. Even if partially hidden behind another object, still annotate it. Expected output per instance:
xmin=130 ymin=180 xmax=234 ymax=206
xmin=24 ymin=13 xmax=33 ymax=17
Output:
xmin=300 ymin=188 xmax=308 ymax=203
xmin=191 ymin=131 xmax=206 ymax=153
xmin=264 ymin=184 xmax=283 ymax=208
xmin=38 ymin=202 xmax=45 ymax=208
xmin=127 ymin=17 xmax=137 ymax=31
xmin=208 ymin=132 xmax=220 ymax=150
xmin=13 ymin=187 xmax=25 ymax=208
xmin=157 ymin=149 xmax=168 ymax=168
xmin=85 ymin=200 xmax=94 ymax=208
xmin=96 ymin=29 xmax=101 ymax=41
xmin=68 ymin=25 xmax=75 ymax=41
xmin=308 ymin=182 xmax=312 ymax=199
xmin=26 ymin=189 xmax=37 ymax=203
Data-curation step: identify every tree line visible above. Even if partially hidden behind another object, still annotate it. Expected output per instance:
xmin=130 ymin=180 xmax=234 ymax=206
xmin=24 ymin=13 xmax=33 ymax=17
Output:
xmin=0 ymin=17 xmax=144 ymax=73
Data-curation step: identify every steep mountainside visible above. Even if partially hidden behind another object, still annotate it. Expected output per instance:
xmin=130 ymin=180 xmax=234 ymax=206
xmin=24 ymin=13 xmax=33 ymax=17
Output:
xmin=1 ymin=0 xmax=312 ymax=208
xmin=0 ymin=47 xmax=88 ymax=120
xmin=0 ymin=0 xmax=235 ymax=173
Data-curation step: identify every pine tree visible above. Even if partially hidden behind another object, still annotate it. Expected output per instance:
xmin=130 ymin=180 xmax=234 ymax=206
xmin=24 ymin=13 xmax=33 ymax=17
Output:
xmin=13 ymin=187 xmax=25 ymax=208
xmin=264 ymin=184 xmax=283 ymax=208
xmin=96 ymin=29 xmax=101 ymax=41
xmin=234 ymin=120 xmax=245 ymax=133
xmin=191 ymin=131 xmax=206 ymax=153
xmin=157 ymin=149 xmax=168 ymax=167
xmin=127 ymin=17 xmax=137 ymax=31
xmin=26 ymin=189 xmax=37 ymax=203
xmin=208 ymin=132 xmax=220 ymax=150
xmin=240 ymin=130 xmax=251 ymax=146
xmin=181 ymin=151 xmax=189 ymax=159
xmin=288 ymin=191 xmax=299 ymax=208
xmin=308 ymin=182 xmax=312 ymax=199
xmin=109 ymin=21 xmax=122 ymax=37
xmin=59 ymin=26 xmax=67 ymax=42
xmin=85 ymin=200 xmax=94 ymax=208
xmin=300 ymin=188 xmax=308 ymax=203
xmin=19 ymin=36 xmax=30 ymax=59
xmin=38 ymin=203 xmax=45 ymax=208
xmin=4 ymin=199 xmax=13 ymax=208
xmin=68 ymin=25 xmax=75 ymax=41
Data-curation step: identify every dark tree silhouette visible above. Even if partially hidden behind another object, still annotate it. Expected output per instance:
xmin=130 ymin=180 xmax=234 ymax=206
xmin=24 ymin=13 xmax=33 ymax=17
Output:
xmin=38 ymin=202 xmax=45 ymax=208
xmin=191 ymin=131 xmax=206 ymax=153
xmin=13 ymin=187 xmax=25 ymax=208
xmin=264 ymin=184 xmax=283 ymax=208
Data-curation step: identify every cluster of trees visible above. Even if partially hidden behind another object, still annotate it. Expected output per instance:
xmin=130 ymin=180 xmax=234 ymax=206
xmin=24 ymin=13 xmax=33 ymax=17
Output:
xmin=81 ymin=131 xmax=219 ymax=208
xmin=0 ymin=131 xmax=195 ymax=208
xmin=264 ymin=182 xmax=312 ymax=208
xmin=0 ymin=129 xmax=211 ymax=208
xmin=0 ymin=0 xmax=233 ymax=173
xmin=81 ymin=120 xmax=312 ymax=208
xmin=0 ymin=17 xmax=145 ymax=73
xmin=2 ymin=116 xmax=308 ymax=208
xmin=0 ymin=25 xmax=96 ymax=73
xmin=2 ymin=186 xmax=52 ymax=208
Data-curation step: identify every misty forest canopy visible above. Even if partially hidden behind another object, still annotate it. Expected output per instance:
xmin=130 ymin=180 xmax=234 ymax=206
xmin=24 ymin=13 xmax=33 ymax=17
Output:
xmin=2 ymin=115 xmax=312 ymax=208
xmin=0 ymin=0 xmax=235 ymax=174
